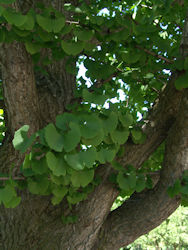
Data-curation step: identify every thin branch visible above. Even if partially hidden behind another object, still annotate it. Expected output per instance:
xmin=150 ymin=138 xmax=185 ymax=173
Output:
xmin=136 ymin=45 xmax=174 ymax=64
xmin=66 ymin=20 xmax=79 ymax=24
xmin=93 ymin=87 xmax=188 ymax=250
xmin=0 ymin=176 xmax=25 ymax=181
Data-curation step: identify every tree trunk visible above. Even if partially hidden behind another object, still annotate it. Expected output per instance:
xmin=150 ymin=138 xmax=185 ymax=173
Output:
xmin=0 ymin=2 xmax=187 ymax=250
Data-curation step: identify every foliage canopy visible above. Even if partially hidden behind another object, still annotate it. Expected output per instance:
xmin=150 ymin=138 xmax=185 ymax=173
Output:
xmin=0 ymin=1 xmax=188 ymax=248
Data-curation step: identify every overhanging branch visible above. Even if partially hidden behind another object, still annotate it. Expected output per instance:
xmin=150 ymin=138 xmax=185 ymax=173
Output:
xmin=119 ymin=74 xmax=182 ymax=169
xmin=93 ymin=88 xmax=188 ymax=250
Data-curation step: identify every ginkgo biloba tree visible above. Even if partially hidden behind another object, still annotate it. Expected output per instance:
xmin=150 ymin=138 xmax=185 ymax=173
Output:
xmin=0 ymin=0 xmax=188 ymax=249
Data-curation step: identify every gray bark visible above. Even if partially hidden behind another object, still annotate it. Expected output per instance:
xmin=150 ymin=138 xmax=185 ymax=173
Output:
xmin=0 ymin=2 xmax=187 ymax=250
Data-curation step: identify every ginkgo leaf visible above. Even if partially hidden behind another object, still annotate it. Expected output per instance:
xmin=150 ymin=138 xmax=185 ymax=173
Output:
xmin=20 ymin=14 xmax=35 ymax=30
xmin=28 ymin=176 xmax=49 ymax=195
xmin=174 ymin=71 xmax=188 ymax=90
xmin=3 ymin=10 xmax=27 ymax=27
xmin=53 ymin=17 xmax=65 ymax=33
xmin=13 ymin=125 xmax=36 ymax=153
xmin=64 ymin=153 xmax=84 ymax=170
xmin=70 ymin=169 xmax=94 ymax=187
xmin=56 ymin=113 xmax=78 ymax=131
xmin=80 ymin=114 xmax=102 ymax=139
xmin=46 ymin=152 xmax=67 ymax=176
xmin=25 ymin=42 xmax=41 ymax=54
xmin=97 ymin=148 xmax=116 ymax=163
xmin=61 ymin=41 xmax=84 ymax=56
xmin=102 ymin=111 xmax=118 ymax=134
xmin=111 ymin=129 xmax=129 ymax=145
xmin=74 ymin=28 xmax=94 ymax=41
xmin=36 ymin=15 xmax=53 ymax=32
xmin=63 ymin=122 xmax=81 ymax=152
xmin=45 ymin=123 xmax=64 ymax=152
xmin=81 ymin=129 xmax=104 ymax=146
xmin=80 ymin=148 xmax=97 ymax=168
xmin=118 ymin=112 xmax=133 ymax=128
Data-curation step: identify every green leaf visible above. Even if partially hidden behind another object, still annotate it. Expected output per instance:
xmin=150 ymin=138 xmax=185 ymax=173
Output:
xmin=56 ymin=113 xmax=78 ymax=131
xmin=61 ymin=214 xmax=78 ymax=224
xmin=117 ymin=172 xmax=136 ymax=191
xmin=3 ymin=10 xmax=27 ymax=27
xmin=13 ymin=125 xmax=36 ymax=153
xmin=102 ymin=111 xmax=118 ymax=134
xmin=0 ymin=185 xmax=16 ymax=204
xmin=174 ymin=71 xmax=188 ymax=90
xmin=117 ymin=173 xmax=130 ymax=191
xmin=118 ymin=112 xmax=133 ymax=128
xmin=135 ymin=174 xmax=146 ymax=192
xmin=111 ymin=129 xmax=129 ymax=144
xmin=131 ymin=128 xmax=143 ymax=140
xmin=13 ymin=28 xmax=30 ymax=37
xmin=36 ymin=15 xmax=65 ymax=33
xmin=25 ymin=42 xmax=41 ymax=55
xmin=63 ymin=122 xmax=81 ymax=152
xmin=20 ymin=13 xmax=35 ymax=30
xmin=84 ymin=42 xmax=96 ymax=51
xmin=3 ymin=196 xmax=21 ymax=208
xmin=110 ymin=29 xmax=129 ymax=42
xmin=82 ymin=89 xmax=93 ymax=103
xmin=36 ymin=15 xmax=53 ymax=32
xmin=61 ymin=24 xmax=73 ymax=35
xmin=50 ymin=174 xmax=70 ymax=186
xmin=121 ymin=50 xmax=141 ymax=64
xmin=81 ymin=129 xmax=104 ymax=146
xmin=53 ymin=17 xmax=65 ymax=33
xmin=64 ymin=153 xmax=84 ymax=170
xmin=97 ymin=148 xmax=116 ymax=163
xmin=74 ymin=28 xmax=94 ymax=41
xmin=28 ymin=176 xmax=49 ymax=195
xmin=180 ymin=185 xmax=188 ymax=195
xmin=80 ymin=114 xmax=102 ymax=139
xmin=132 ymin=129 xmax=146 ymax=144
xmin=51 ymin=186 xmax=68 ymax=205
xmin=45 ymin=123 xmax=64 ymax=152
xmin=82 ymin=89 xmax=108 ymax=105
xmin=31 ymin=157 xmax=48 ymax=175
xmin=61 ymin=41 xmax=84 ymax=56
xmin=127 ymin=173 xmax=137 ymax=189
xmin=46 ymin=152 xmax=67 ymax=176
xmin=71 ymin=169 xmax=94 ymax=187
xmin=0 ymin=6 xmax=4 ymax=15
xmin=67 ymin=193 xmax=86 ymax=204
xmin=167 ymin=180 xmax=181 ymax=198
xmin=80 ymin=148 xmax=97 ymax=168
xmin=52 ymin=186 xmax=68 ymax=198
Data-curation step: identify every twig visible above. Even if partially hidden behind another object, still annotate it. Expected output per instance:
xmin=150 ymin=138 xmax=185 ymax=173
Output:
xmin=66 ymin=20 xmax=79 ymax=24
xmin=0 ymin=176 xmax=26 ymax=181
xmin=89 ymin=71 xmax=119 ymax=91
xmin=136 ymin=45 xmax=173 ymax=64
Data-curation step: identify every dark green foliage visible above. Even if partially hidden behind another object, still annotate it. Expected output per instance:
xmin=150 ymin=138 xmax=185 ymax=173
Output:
xmin=0 ymin=0 xmax=188 ymax=211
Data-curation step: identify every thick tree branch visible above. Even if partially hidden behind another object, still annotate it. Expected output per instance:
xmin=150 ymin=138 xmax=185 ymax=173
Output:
xmin=93 ymin=87 xmax=188 ymax=250
xmin=119 ymin=75 xmax=182 ymax=168
xmin=56 ymin=76 xmax=182 ymax=249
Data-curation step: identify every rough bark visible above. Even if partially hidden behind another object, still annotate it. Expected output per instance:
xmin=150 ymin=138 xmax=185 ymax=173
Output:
xmin=0 ymin=42 xmax=41 ymax=137
xmin=92 ymin=88 xmax=188 ymax=250
xmin=0 ymin=2 xmax=187 ymax=250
